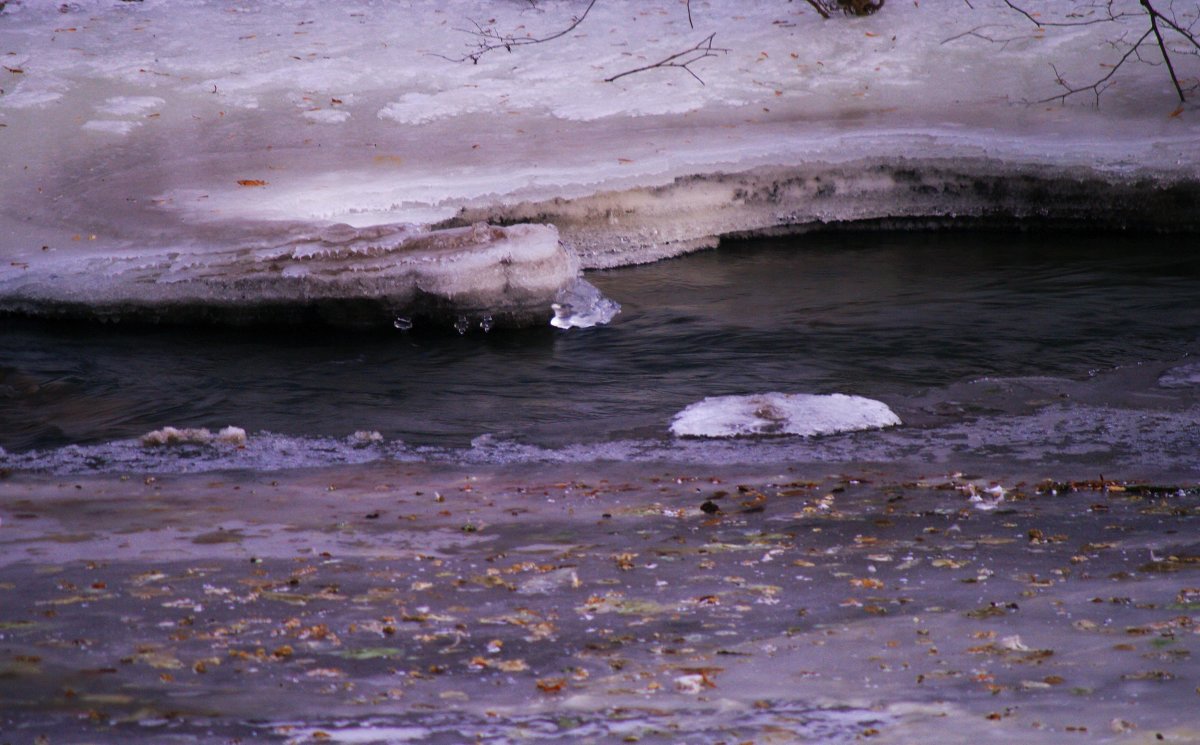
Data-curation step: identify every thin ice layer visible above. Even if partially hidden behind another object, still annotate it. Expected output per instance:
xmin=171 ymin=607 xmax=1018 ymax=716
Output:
xmin=670 ymin=392 xmax=901 ymax=438
xmin=0 ymin=222 xmax=577 ymax=327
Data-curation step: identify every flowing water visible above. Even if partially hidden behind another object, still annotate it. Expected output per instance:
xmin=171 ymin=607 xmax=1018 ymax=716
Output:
xmin=4 ymin=229 xmax=1200 ymax=475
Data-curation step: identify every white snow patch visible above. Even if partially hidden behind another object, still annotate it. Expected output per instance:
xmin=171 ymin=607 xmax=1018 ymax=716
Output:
xmin=378 ymin=91 xmax=487 ymax=125
xmin=671 ymin=393 xmax=900 ymax=438
xmin=96 ymin=96 xmax=165 ymax=117
xmin=302 ymin=108 xmax=351 ymax=124
xmin=82 ymin=119 xmax=141 ymax=135
xmin=0 ymin=79 xmax=67 ymax=109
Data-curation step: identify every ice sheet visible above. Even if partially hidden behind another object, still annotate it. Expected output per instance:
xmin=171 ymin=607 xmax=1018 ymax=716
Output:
xmin=1 ymin=0 xmax=1198 ymax=323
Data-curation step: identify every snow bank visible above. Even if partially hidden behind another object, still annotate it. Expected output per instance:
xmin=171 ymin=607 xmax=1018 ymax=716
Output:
xmin=0 ymin=222 xmax=579 ymax=328
xmin=670 ymin=393 xmax=901 ymax=438
xmin=1 ymin=0 xmax=1197 ymax=324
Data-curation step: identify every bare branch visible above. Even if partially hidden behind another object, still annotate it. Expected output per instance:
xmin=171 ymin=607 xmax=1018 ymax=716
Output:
xmin=986 ymin=0 xmax=1200 ymax=104
xmin=941 ymin=24 xmax=1028 ymax=50
xmin=604 ymin=32 xmax=729 ymax=85
xmin=1143 ymin=0 xmax=1186 ymax=101
xmin=439 ymin=0 xmax=598 ymax=65
xmin=1038 ymin=28 xmax=1154 ymax=105
xmin=1002 ymin=1 xmax=1140 ymax=28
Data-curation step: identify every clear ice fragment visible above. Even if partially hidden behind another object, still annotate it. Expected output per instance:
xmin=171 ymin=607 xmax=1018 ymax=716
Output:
xmin=393 ymin=316 xmax=413 ymax=331
xmin=549 ymin=279 xmax=620 ymax=330
xmin=454 ymin=316 xmax=469 ymax=335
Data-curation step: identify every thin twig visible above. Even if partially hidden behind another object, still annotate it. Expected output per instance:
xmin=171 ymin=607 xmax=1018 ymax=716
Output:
xmin=438 ymin=0 xmax=598 ymax=64
xmin=993 ymin=0 xmax=1199 ymax=104
xmin=604 ymin=33 xmax=729 ymax=85
xmin=1038 ymin=28 xmax=1153 ymax=105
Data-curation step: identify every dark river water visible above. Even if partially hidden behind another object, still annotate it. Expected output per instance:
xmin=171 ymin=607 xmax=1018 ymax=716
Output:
xmin=3 ymin=229 xmax=1200 ymax=474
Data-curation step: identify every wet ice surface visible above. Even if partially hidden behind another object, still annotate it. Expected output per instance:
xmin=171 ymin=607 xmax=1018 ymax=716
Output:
xmin=1 ymin=463 xmax=1199 ymax=743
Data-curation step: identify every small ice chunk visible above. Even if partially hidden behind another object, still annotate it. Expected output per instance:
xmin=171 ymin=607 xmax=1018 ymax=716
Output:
xmin=999 ymin=635 xmax=1030 ymax=652
xmin=670 ymin=393 xmax=901 ymax=438
xmin=141 ymin=426 xmax=246 ymax=447
xmin=141 ymin=426 xmax=212 ymax=446
xmin=215 ymin=426 xmax=247 ymax=446
xmin=550 ymin=279 xmax=620 ymax=329
xmin=351 ymin=430 xmax=383 ymax=444
xmin=673 ymin=674 xmax=708 ymax=694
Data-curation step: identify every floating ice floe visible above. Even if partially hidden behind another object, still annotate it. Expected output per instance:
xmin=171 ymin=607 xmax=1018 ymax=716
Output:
xmin=670 ymin=393 xmax=900 ymax=438
xmin=141 ymin=426 xmax=247 ymax=447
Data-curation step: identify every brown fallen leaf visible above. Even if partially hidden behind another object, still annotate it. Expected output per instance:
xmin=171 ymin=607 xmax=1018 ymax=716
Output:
xmin=236 ymin=179 xmax=268 ymax=187
xmin=536 ymin=677 xmax=566 ymax=693
xmin=850 ymin=577 xmax=884 ymax=590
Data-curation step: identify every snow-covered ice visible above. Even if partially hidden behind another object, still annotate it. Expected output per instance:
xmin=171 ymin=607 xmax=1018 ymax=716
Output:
xmin=1 ymin=0 xmax=1197 ymax=325
xmin=670 ymin=392 xmax=901 ymax=438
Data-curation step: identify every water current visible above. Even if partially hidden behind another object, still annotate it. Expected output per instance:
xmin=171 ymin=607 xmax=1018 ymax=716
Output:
xmin=3 ymin=229 xmax=1200 ymax=474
